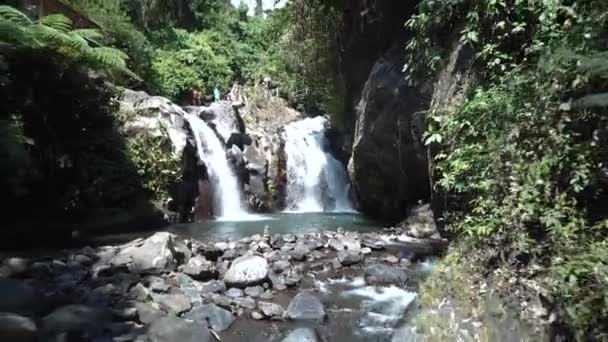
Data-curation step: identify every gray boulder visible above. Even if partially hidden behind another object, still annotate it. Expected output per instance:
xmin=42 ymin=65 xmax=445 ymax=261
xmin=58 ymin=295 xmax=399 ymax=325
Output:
xmin=337 ymin=250 xmax=362 ymax=266
xmin=41 ymin=305 xmax=110 ymax=340
xmin=143 ymin=316 xmax=210 ymax=342
xmin=282 ymin=328 xmax=318 ymax=342
xmin=134 ymin=302 xmax=164 ymax=324
xmin=223 ymin=255 xmax=269 ymax=288
xmin=258 ymin=302 xmax=284 ymax=319
xmin=116 ymin=232 xmax=183 ymax=273
xmin=182 ymin=256 xmax=217 ymax=281
xmin=152 ymin=293 xmax=192 ymax=315
xmin=184 ymin=304 xmax=235 ymax=332
xmin=0 ymin=313 xmax=37 ymax=342
xmin=286 ymin=291 xmax=325 ymax=321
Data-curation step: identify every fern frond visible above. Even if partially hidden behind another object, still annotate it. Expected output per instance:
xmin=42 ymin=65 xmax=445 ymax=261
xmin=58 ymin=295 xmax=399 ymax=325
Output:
xmin=0 ymin=5 xmax=33 ymax=26
xmin=38 ymin=14 xmax=72 ymax=32
xmin=90 ymin=46 xmax=128 ymax=69
xmin=0 ymin=18 xmax=38 ymax=48
xmin=72 ymin=28 xmax=104 ymax=45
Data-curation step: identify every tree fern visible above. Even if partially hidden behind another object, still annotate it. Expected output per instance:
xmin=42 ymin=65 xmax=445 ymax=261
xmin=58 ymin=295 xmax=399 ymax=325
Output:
xmin=0 ymin=5 xmax=135 ymax=78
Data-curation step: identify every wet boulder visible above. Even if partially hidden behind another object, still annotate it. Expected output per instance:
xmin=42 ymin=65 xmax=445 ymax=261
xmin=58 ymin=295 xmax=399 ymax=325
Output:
xmin=0 ymin=279 xmax=41 ymax=315
xmin=223 ymin=255 xmax=269 ymax=288
xmin=115 ymin=232 xmax=183 ymax=273
xmin=337 ymin=250 xmax=362 ymax=266
xmin=282 ymin=328 xmax=319 ymax=342
xmin=286 ymin=291 xmax=326 ymax=321
xmin=144 ymin=316 xmax=210 ymax=342
xmin=0 ymin=313 xmax=37 ymax=342
xmin=182 ymin=256 xmax=217 ymax=281
xmin=40 ymin=305 xmax=110 ymax=340
xmin=184 ymin=304 xmax=235 ymax=332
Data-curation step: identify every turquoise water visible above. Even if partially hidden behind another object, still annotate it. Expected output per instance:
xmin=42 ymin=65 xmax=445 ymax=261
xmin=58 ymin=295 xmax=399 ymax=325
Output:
xmin=166 ymin=212 xmax=379 ymax=241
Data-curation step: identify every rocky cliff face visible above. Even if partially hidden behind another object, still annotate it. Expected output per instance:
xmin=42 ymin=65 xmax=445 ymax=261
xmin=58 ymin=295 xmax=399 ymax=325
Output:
xmin=118 ymin=88 xmax=303 ymax=221
xmin=339 ymin=1 xmax=477 ymax=221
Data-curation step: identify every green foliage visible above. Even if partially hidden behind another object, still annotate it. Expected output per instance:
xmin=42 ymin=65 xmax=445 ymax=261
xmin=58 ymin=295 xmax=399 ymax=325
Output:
xmin=124 ymin=129 xmax=181 ymax=200
xmin=414 ymin=0 xmax=608 ymax=338
xmin=151 ymin=29 xmax=234 ymax=100
xmin=0 ymin=5 xmax=134 ymax=78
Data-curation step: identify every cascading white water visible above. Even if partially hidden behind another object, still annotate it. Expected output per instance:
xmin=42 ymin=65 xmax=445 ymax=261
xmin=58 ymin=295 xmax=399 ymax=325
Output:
xmin=283 ymin=116 xmax=354 ymax=212
xmin=185 ymin=113 xmax=249 ymax=220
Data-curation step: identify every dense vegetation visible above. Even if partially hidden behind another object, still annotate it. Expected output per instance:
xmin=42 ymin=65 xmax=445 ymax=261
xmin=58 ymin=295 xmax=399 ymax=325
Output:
xmin=410 ymin=0 xmax=608 ymax=339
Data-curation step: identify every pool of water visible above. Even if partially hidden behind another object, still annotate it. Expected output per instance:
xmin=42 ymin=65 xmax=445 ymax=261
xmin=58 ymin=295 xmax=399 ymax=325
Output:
xmin=167 ymin=212 xmax=380 ymax=241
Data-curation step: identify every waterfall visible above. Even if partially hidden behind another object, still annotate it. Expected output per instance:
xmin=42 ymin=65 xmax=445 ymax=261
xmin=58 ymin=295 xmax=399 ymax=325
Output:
xmin=185 ymin=113 xmax=249 ymax=220
xmin=283 ymin=116 xmax=353 ymax=212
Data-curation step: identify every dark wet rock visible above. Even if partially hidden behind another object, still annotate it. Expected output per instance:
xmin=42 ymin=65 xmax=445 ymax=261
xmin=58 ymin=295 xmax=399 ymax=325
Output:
xmin=364 ymin=264 xmax=408 ymax=285
xmin=152 ymin=293 xmax=192 ymax=315
xmin=143 ymin=316 xmax=210 ymax=342
xmin=258 ymin=302 xmax=284 ymax=319
xmin=41 ymin=305 xmax=110 ymax=340
xmin=290 ymin=244 xmax=310 ymax=261
xmin=184 ymin=304 xmax=235 ymax=332
xmin=338 ymin=250 xmax=362 ymax=266
xmin=235 ymin=297 xmax=257 ymax=310
xmin=282 ymin=328 xmax=318 ymax=342
xmin=116 ymin=232 xmax=182 ymax=273
xmin=362 ymin=236 xmax=386 ymax=250
xmin=200 ymin=280 xmax=226 ymax=294
xmin=272 ymin=260 xmax=291 ymax=273
xmin=182 ymin=256 xmax=217 ymax=281
xmin=0 ymin=312 xmax=37 ymax=342
xmin=286 ymin=291 xmax=326 ymax=321
xmin=135 ymin=302 xmax=164 ymax=324
xmin=225 ymin=288 xmax=244 ymax=299
xmin=245 ymin=286 xmax=264 ymax=298
xmin=195 ymin=244 xmax=223 ymax=261
xmin=271 ymin=235 xmax=286 ymax=249
xmin=0 ymin=279 xmax=41 ymax=315
xmin=223 ymin=255 xmax=269 ymax=288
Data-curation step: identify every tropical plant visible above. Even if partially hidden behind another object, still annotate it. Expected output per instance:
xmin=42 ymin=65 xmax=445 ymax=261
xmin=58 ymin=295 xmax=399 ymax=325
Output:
xmin=0 ymin=5 xmax=135 ymax=78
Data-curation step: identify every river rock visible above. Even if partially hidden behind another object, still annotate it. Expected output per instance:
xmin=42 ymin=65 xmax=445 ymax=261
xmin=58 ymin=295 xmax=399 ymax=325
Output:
xmin=282 ymin=328 xmax=318 ymax=342
xmin=210 ymin=294 xmax=233 ymax=309
xmin=184 ymin=304 xmax=235 ymax=332
xmin=258 ymin=302 xmax=284 ymax=319
xmin=0 ymin=279 xmax=41 ymax=315
xmin=328 ymin=238 xmax=345 ymax=251
xmin=273 ymin=260 xmax=291 ymax=273
xmin=226 ymin=288 xmax=244 ymax=298
xmin=338 ymin=250 xmax=362 ymax=266
xmin=0 ymin=313 xmax=37 ymax=342
xmin=182 ymin=256 xmax=217 ymax=281
xmin=223 ymin=255 xmax=269 ymax=288
xmin=251 ymin=311 xmax=264 ymax=320
xmin=200 ymin=280 xmax=227 ymax=294
xmin=195 ymin=243 xmax=224 ymax=261
xmin=290 ymin=244 xmax=310 ymax=261
xmin=116 ymin=232 xmax=181 ymax=272
xmin=400 ymin=203 xmax=439 ymax=239
xmin=144 ymin=316 xmax=210 ymax=342
xmin=135 ymin=302 xmax=164 ymax=324
xmin=235 ymin=297 xmax=257 ymax=310
xmin=286 ymin=291 xmax=326 ymax=321
xmin=145 ymin=276 xmax=170 ymax=293
xmin=364 ymin=264 xmax=408 ymax=285
xmin=342 ymin=234 xmax=361 ymax=251
xmin=41 ymin=305 xmax=110 ymax=340
xmin=152 ymin=293 xmax=192 ymax=315
xmin=245 ymin=286 xmax=264 ymax=298
xmin=3 ymin=257 xmax=29 ymax=275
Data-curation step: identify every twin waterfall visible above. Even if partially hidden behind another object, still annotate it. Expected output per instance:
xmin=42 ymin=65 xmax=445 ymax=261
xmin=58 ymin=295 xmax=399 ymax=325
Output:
xmin=283 ymin=117 xmax=353 ymax=212
xmin=186 ymin=113 xmax=352 ymax=221
xmin=185 ymin=114 xmax=249 ymax=220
